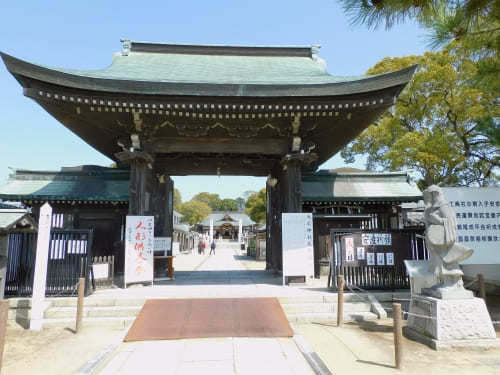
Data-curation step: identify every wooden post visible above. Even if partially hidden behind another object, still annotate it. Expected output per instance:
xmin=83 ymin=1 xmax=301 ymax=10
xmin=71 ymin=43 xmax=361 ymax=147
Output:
xmin=337 ymin=275 xmax=344 ymax=327
xmin=76 ymin=277 xmax=85 ymax=333
xmin=0 ymin=300 xmax=9 ymax=371
xmin=167 ymin=257 xmax=174 ymax=278
xmin=393 ymin=303 xmax=403 ymax=370
xmin=478 ymin=273 xmax=486 ymax=303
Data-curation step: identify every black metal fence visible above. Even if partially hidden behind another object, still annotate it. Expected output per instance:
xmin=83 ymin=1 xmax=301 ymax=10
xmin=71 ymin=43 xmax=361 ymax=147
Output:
xmin=328 ymin=229 xmax=426 ymax=290
xmin=5 ymin=229 xmax=94 ymax=297
xmin=330 ymin=264 xmax=410 ymax=290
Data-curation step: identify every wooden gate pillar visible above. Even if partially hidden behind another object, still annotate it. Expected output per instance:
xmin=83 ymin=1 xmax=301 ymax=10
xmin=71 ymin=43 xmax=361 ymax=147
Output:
xmin=273 ymin=153 xmax=317 ymax=271
xmin=152 ymin=172 xmax=174 ymax=238
xmin=280 ymin=153 xmax=317 ymax=213
xmin=266 ymin=175 xmax=280 ymax=271
xmin=115 ymin=150 xmax=154 ymax=216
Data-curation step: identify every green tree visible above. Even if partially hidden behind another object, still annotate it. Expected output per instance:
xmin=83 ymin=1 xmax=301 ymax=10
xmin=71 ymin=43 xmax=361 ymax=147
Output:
xmin=178 ymin=200 xmax=212 ymax=226
xmin=245 ymin=188 xmax=266 ymax=223
xmin=173 ymin=188 xmax=182 ymax=211
xmin=235 ymin=197 xmax=246 ymax=211
xmin=192 ymin=192 xmax=222 ymax=210
xmin=338 ymin=1 xmax=499 ymax=90
xmin=219 ymin=198 xmax=238 ymax=211
xmin=341 ymin=48 xmax=499 ymax=188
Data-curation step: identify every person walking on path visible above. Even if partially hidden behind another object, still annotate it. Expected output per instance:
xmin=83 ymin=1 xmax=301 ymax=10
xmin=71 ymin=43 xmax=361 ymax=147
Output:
xmin=198 ymin=239 xmax=205 ymax=254
xmin=210 ymin=240 xmax=216 ymax=255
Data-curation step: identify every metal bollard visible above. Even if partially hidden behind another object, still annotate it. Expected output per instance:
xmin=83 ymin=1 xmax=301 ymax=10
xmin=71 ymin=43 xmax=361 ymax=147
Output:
xmin=0 ymin=300 xmax=9 ymax=371
xmin=76 ymin=277 xmax=85 ymax=333
xmin=393 ymin=303 xmax=403 ymax=370
xmin=478 ymin=274 xmax=486 ymax=304
xmin=337 ymin=275 xmax=344 ymax=327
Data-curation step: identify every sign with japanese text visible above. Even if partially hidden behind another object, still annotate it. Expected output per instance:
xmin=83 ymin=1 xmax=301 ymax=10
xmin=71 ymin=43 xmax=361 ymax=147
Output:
xmin=356 ymin=247 xmax=365 ymax=260
xmin=282 ymin=213 xmax=314 ymax=284
xmin=367 ymin=253 xmax=375 ymax=265
xmin=377 ymin=253 xmax=385 ymax=265
xmin=125 ymin=216 xmax=154 ymax=284
xmin=442 ymin=187 xmax=500 ymax=264
xmin=361 ymin=233 xmax=392 ymax=246
xmin=154 ymin=237 xmax=171 ymax=256
xmin=386 ymin=252 xmax=395 ymax=265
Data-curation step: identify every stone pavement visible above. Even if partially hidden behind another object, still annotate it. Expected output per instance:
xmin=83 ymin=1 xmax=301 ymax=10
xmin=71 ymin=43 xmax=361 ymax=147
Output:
xmin=7 ymin=240 xmax=495 ymax=375
xmin=95 ymin=337 xmax=315 ymax=375
xmin=86 ymin=241 xmax=320 ymax=375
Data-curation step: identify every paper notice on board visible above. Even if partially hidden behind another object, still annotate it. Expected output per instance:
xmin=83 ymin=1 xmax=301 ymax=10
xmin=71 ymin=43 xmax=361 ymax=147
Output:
xmin=356 ymin=247 xmax=365 ymax=260
xmin=386 ymin=252 xmax=394 ymax=265
xmin=377 ymin=253 xmax=385 ymax=265
xmin=367 ymin=253 xmax=375 ymax=265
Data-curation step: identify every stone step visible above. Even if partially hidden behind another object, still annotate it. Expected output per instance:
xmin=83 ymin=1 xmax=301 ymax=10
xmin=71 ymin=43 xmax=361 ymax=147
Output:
xmin=48 ymin=297 xmax=146 ymax=308
xmin=286 ymin=311 xmax=378 ymax=323
xmin=42 ymin=316 xmax=135 ymax=328
xmin=43 ymin=306 xmax=142 ymax=319
xmin=277 ymin=294 xmax=368 ymax=304
xmin=281 ymin=302 xmax=371 ymax=314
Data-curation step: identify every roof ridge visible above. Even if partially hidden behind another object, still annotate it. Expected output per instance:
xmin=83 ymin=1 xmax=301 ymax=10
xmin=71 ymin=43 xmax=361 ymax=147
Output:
xmin=121 ymin=39 xmax=318 ymax=58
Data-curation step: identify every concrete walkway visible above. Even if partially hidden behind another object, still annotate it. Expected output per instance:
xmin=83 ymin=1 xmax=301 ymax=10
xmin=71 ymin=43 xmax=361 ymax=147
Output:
xmin=89 ymin=241 xmax=320 ymax=375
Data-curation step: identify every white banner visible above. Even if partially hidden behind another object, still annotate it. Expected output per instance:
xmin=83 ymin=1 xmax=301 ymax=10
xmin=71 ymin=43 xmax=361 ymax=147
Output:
xmin=282 ymin=213 xmax=314 ymax=284
xmin=442 ymin=187 xmax=500 ymax=264
xmin=125 ymin=216 xmax=154 ymax=284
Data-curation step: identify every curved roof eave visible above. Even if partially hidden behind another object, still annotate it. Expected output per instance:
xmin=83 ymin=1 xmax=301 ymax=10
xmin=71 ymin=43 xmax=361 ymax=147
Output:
xmin=0 ymin=52 xmax=417 ymax=98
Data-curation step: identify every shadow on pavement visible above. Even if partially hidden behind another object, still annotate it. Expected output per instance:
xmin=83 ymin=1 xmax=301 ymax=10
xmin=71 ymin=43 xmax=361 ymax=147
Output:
xmin=356 ymin=359 xmax=395 ymax=369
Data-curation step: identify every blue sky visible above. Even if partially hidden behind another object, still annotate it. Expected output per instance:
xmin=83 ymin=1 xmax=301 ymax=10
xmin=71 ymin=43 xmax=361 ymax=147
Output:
xmin=0 ymin=1 xmax=428 ymax=202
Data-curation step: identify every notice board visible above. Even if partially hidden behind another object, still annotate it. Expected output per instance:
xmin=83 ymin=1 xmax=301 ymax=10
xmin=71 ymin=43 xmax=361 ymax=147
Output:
xmin=282 ymin=213 xmax=314 ymax=285
xmin=125 ymin=216 xmax=154 ymax=285
xmin=442 ymin=187 xmax=500 ymax=264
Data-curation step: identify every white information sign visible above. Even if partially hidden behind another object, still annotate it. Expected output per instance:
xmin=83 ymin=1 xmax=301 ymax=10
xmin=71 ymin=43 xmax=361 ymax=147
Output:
xmin=356 ymin=247 xmax=365 ymax=260
xmin=442 ymin=187 xmax=500 ymax=264
xmin=361 ymin=233 xmax=392 ymax=246
xmin=386 ymin=252 xmax=395 ymax=266
xmin=367 ymin=253 xmax=375 ymax=265
xmin=93 ymin=264 xmax=109 ymax=279
xmin=282 ymin=213 xmax=314 ymax=285
xmin=345 ymin=237 xmax=355 ymax=261
xmin=154 ymin=237 xmax=172 ymax=256
xmin=172 ymin=242 xmax=180 ymax=256
xmin=125 ymin=216 xmax=154 ymax=285
xmin=377 ymin=253 xmax=385 ymax=265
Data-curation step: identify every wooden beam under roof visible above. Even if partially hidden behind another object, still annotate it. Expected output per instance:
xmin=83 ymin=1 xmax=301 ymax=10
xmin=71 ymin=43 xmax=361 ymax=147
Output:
xmin=152 ymin=137 xmax=288 ymax=155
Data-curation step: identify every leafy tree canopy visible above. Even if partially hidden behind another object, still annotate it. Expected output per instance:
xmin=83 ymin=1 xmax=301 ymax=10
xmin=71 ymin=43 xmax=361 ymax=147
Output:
xmin=192 ymin=192 xmax=221 ymax=210
xmin=338 ymin=0 xmax=499 ymax=90
xmin=341 ymin=47 xmax=499 ymax=189
xmin=235 ymin=197 xmax=246 ymax=211
xmin=245 ymin=188 xmax=266 ymax=224
xmin=173 ymin=188 xmax=182 ymax=211
xmin=179 ymin=200 xmax=212 ymax=226
xmin=219 ymin=198 xmax=238 ymax=211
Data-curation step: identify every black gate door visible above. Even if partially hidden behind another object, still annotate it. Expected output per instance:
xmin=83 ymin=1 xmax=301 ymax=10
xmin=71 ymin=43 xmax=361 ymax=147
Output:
xmin=6 ymin=229 xmax=94 ymax=296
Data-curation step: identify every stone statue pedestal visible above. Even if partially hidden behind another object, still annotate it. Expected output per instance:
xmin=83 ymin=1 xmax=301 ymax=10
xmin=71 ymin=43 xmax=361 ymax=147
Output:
xmin=405 ymin=294 xmax=499 ymax=350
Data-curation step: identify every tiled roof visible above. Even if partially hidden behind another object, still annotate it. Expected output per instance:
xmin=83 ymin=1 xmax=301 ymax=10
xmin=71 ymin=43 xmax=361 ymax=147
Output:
xmin=0 ymin=167 xmax=129 ymax=203
xmin=200 ymin=211 xmax=255 ymax=227
xmin=0 ymin=41 xmax=417 ymax=97
xmin=0 ymin=209 xmax=35 ymax=230
xmin=302 ymin=170 xmax=422 ymax=203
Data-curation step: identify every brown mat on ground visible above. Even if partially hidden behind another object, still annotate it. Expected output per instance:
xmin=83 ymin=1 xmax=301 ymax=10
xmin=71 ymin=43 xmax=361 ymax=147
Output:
xmin=124 ymin=297 xmax=293 ymax=342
